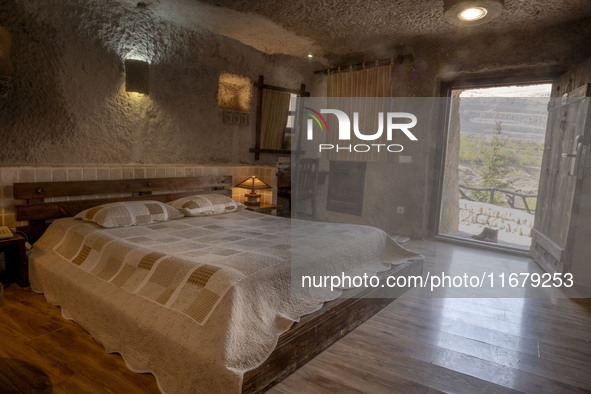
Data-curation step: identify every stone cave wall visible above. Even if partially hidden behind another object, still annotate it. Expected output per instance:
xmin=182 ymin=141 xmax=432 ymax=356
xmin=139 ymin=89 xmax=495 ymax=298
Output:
xmin=2 ymin=1 xmax=591 ymax=238
xmin=0 ymin=0 xmax=322 ymax=166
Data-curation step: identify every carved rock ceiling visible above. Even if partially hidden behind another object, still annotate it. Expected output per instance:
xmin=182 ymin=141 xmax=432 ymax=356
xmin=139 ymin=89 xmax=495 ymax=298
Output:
xmin=140 ymin=0 xmax=591 ymax=64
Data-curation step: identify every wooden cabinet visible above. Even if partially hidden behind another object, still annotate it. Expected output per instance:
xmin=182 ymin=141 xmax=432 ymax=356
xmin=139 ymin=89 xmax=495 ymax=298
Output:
xmin=0 ymin=234 xmax=28 ymax=287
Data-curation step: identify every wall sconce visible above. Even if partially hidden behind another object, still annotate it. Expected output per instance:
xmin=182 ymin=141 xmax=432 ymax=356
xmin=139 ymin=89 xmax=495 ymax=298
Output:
xmin=234 ymin=176 xmax=272 ymax=206
xmin=125 ymin=59 xmax=150 ymax=94
xmin=443 ymin=0 xmax=504 ymax=26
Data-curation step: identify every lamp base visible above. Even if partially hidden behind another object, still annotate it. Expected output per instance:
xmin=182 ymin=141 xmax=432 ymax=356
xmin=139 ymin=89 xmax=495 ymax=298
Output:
xmin=244 ymin=192 xmax=261 ymax=206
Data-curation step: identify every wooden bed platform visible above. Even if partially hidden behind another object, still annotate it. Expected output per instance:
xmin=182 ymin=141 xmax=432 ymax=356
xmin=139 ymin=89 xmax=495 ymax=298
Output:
xmin=13 ymin=175 xmax=423 ymax=393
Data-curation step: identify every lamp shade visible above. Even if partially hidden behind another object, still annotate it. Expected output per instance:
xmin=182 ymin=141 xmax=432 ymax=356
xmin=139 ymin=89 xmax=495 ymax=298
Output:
xmin=234 ymin=176 xmax=271 ymax=191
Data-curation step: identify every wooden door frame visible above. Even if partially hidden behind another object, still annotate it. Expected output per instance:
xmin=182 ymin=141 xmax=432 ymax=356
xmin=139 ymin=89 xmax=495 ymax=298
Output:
xmin=531 ymin=83 xmax=591 ymax=274
xmin=428 ymin=69 xmax=564 ymax=254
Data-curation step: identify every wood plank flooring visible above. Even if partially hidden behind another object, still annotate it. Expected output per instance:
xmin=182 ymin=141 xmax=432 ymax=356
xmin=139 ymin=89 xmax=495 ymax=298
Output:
xmin=2 ymin=240 xmax=591 ymax=393
xmin=0 ymin=286 xmax=159 ymax=393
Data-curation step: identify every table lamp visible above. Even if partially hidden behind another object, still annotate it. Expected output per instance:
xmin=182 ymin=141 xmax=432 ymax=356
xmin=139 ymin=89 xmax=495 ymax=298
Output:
xmin=234 ymin=176 xmax=272 ymax=206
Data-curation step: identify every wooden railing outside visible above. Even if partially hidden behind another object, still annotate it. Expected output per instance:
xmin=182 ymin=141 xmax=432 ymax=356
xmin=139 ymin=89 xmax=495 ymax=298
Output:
xmin=459 ymin=184 xmax=537 ymax=214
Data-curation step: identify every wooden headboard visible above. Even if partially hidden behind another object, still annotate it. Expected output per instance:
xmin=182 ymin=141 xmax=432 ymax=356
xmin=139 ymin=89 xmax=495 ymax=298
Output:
xmin=13 ymin=175 xmax=232 ymax=242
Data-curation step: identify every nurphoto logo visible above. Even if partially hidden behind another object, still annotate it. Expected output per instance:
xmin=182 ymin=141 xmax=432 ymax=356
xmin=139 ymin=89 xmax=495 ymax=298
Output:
xmin=304 ymin=107 xmax=418 ymax=153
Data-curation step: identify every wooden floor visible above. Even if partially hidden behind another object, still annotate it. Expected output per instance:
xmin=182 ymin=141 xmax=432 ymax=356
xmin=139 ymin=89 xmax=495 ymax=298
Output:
xmin=0 ymin=285 xmax=160 ymax=393
xmin=2 ymin=240 xmax=591 ymax=393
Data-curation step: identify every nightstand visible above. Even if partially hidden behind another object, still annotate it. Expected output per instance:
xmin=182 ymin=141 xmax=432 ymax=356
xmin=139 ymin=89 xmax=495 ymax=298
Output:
xmin=0 ymin=234 xmax=28 ymax=287
xmin=245 ymin=203 xmax=282 ymax=216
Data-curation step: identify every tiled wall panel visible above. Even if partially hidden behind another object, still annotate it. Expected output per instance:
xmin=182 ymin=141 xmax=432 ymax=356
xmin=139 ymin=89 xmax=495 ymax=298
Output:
xmin=0 ymin=165 xmax=276 ymax=227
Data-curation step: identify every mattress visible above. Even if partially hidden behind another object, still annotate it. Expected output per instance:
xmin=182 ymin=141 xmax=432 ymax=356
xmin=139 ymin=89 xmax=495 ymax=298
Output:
xmin=29 ymin=210 xmax=420 ymax=393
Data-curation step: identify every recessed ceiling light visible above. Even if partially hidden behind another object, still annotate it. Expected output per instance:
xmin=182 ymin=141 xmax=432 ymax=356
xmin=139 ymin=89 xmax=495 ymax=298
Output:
xmin=307 ymin=54 xmax=314 ymax=58
xmin=443 ymin=0 xmax=503 ymax=26
xmin=458 ymin=7 xmax=488 ymax=21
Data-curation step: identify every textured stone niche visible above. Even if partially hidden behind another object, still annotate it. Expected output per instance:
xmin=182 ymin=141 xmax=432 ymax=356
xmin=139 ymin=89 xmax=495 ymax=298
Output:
xmin=217 ymin=72 xmax=252 ymax=113
xmin=0 ymin=26 xmax=11 ymax=76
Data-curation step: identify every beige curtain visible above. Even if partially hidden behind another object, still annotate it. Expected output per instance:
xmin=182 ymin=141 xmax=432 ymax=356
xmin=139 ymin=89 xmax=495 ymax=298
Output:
xmin=327 ymin=65 xmax=392 ymax=97
xmin=326 ymin=65 xmax=393 ymax=161
xmin=260 ymin=89 xmax=291 ymax=149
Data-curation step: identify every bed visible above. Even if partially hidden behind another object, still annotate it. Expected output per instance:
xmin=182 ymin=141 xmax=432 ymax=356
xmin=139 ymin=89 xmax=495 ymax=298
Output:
xmin=13 ymin=175 xmax=423 ymax=393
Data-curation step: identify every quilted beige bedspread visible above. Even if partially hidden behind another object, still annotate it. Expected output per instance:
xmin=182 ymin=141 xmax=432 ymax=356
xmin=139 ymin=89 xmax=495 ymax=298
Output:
xmin=29 ymin=210 xmax=420 ymax=393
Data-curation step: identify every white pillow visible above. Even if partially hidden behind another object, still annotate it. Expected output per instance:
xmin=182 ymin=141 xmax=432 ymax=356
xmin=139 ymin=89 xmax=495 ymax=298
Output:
xmin=75 ymin=200 xmax=184 ymax=228
xmin=168 ymin=194 xmax=244 ymax=217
